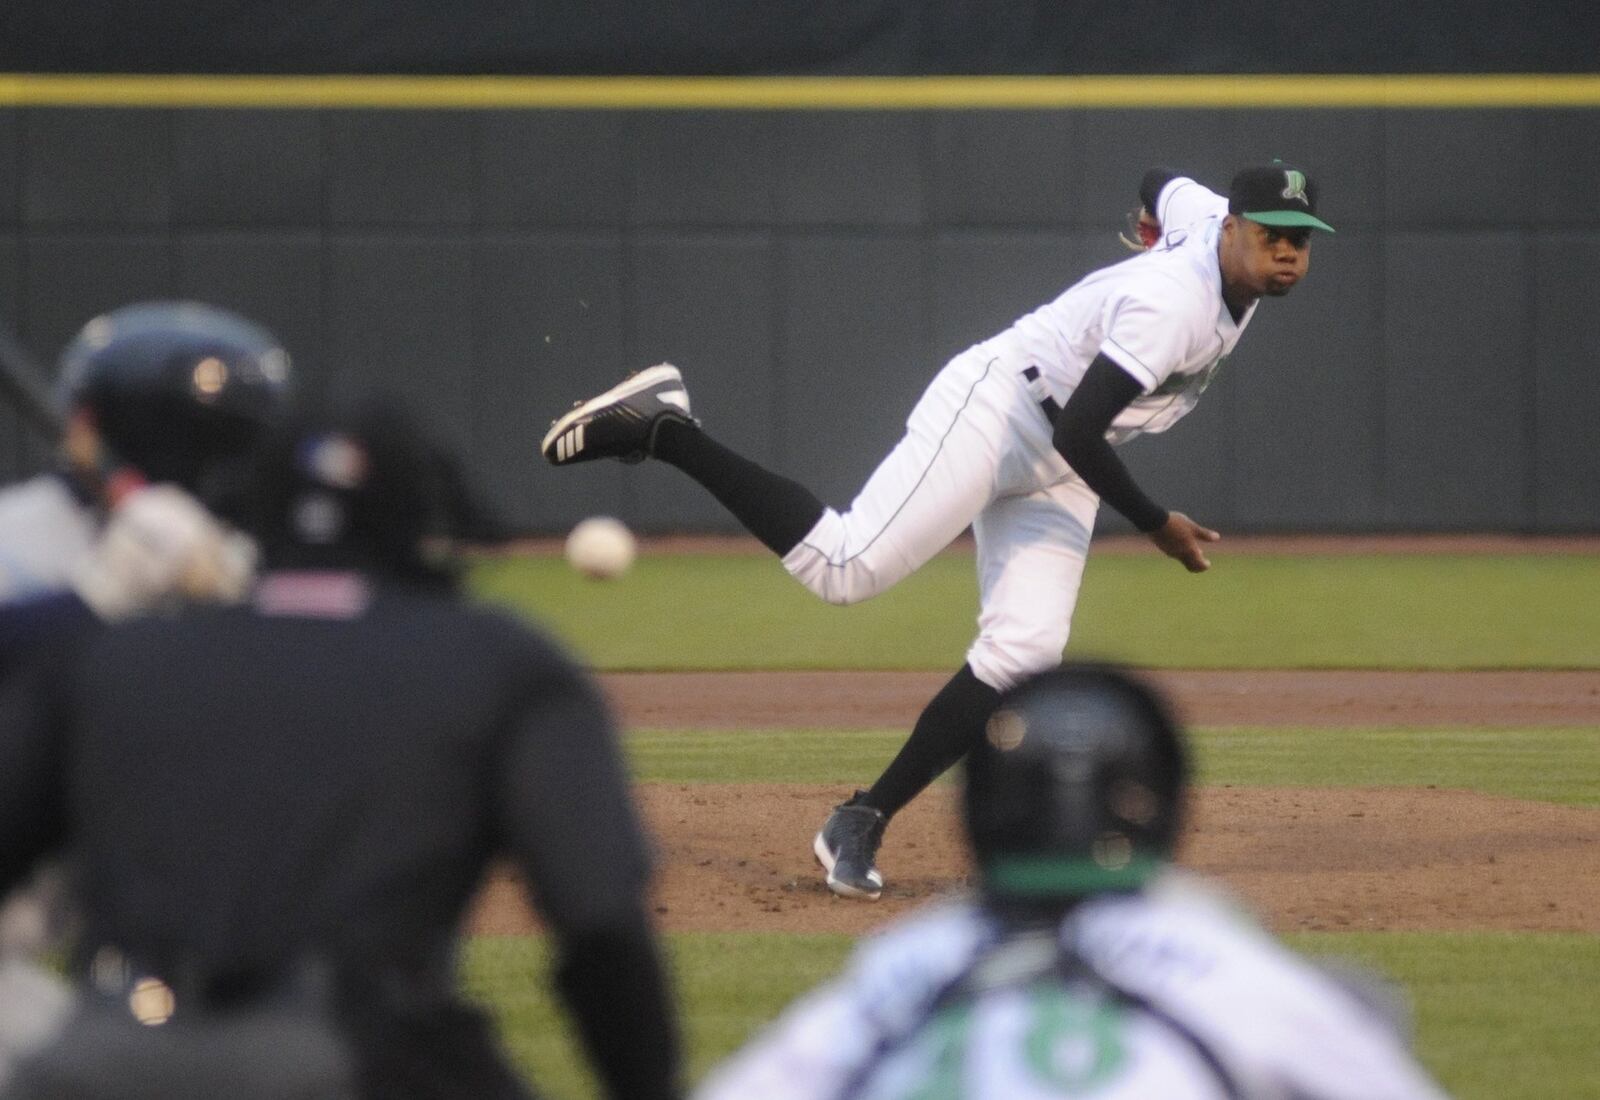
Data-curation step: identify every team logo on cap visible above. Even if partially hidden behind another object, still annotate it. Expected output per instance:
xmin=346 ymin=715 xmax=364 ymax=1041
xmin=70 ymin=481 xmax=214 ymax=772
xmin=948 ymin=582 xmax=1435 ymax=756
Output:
xmin=298 ymin=433 xmax=369 ymax=490
xmin=1280 ymin=170 xmax=1310 ymax=206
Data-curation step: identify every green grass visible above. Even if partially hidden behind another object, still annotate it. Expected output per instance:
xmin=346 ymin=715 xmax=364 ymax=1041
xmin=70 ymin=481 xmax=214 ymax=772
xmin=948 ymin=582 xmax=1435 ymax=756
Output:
xmin=625 ymin=728 xmax=914 ymax=786
xmin=1074 ymin=553 xmax=1600 ymax=669
xmin=466 ymin=933 xmax=854 ymax=1100
xmin=470 ymin=552 xmax=979 ymax=670
xmin=1194 ymin=727 xmax=1600 ymax=806
xmin=465 ymin=551 xmax=1598 ymax=1100
xmin=469 ymin=551 xmax=1600 ymax=669
xmin=465 ymin=930 xmax=1600 ymax=1100
xmin=624 ymin=725 xmax=1600 ymax=807
xmin=1283 ymin=932 xmax=1600 ymax=1100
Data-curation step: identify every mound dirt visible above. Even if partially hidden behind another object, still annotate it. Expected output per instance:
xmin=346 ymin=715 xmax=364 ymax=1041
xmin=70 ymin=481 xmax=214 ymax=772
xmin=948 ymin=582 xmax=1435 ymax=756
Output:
xmin=469 ymin=668 xmax=1597 ymax=936
xmin=470 ymin=783 xmax=1599 ymax=936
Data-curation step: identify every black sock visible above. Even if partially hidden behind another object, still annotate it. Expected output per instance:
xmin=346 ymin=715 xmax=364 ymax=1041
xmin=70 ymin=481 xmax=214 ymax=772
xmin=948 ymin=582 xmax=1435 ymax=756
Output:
xmin=651 ymin=418 xmax=826 ymax=557
xmin=864 ymin=664 xmax=1001 ymax=819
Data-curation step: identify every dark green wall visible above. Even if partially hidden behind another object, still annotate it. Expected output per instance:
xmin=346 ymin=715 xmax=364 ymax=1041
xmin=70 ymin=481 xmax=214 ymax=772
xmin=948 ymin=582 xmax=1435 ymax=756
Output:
xmin=2 ymin=105 xmax=1598 ymax=533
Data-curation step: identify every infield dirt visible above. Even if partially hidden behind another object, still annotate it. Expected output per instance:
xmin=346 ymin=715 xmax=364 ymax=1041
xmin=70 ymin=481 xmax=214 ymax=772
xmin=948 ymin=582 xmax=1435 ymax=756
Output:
xmin=471 ymin=669 xmax=1600 ymax=937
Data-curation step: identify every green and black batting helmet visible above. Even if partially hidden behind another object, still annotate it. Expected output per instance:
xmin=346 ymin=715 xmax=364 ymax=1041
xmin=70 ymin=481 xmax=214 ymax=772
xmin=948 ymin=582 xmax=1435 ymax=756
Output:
xmin=55 ymin=300 xmax=293 ymax=493
xmin=963 ymin=663 xmax=1189 ymax=901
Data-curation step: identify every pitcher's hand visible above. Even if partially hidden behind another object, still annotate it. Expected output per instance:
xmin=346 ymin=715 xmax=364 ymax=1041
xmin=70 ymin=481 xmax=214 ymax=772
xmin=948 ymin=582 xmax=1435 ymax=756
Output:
xmin=1147 ymin=511 xmax=1220 ymax=573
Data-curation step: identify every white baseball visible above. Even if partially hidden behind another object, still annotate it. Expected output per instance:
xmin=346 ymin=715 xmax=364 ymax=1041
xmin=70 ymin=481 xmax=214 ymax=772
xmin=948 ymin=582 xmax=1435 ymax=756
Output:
xmin=565 ymin=516 xmax=637 ymax=580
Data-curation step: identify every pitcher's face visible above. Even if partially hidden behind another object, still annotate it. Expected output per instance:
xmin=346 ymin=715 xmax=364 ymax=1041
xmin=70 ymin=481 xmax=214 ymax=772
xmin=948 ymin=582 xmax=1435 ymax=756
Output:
xmin=1220 ymin=215 xmax=1312 ymax=300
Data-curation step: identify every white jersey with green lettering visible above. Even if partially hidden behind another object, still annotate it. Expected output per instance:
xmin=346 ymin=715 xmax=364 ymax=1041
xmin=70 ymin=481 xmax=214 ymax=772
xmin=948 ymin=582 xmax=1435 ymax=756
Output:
xmin=693 ymin=873 xmax=1449 ymax=1100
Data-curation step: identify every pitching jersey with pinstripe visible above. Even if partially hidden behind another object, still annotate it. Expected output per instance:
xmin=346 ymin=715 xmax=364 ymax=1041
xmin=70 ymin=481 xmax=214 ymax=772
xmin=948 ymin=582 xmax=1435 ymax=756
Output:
xmin=997 ymin=178 xmax=1246 ymax=444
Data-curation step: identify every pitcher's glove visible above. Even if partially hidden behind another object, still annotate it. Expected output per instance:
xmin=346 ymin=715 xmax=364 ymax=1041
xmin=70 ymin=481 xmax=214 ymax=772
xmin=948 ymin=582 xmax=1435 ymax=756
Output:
xmin=1119 ymin=206 xmax=1162 ymax=252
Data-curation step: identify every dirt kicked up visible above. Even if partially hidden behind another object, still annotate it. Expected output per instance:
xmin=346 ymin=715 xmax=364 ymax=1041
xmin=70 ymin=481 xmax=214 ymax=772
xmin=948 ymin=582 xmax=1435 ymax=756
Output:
xmin=470 ymin=669 xmax=1600 ymax=937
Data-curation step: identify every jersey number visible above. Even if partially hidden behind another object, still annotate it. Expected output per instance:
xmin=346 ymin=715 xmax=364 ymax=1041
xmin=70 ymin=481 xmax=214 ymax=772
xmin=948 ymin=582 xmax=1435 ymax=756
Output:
xmin=1023 ymin=986 xmax=1128 ymax=1093
xmin=888 ymin=987 xmax=1128 ymax=1098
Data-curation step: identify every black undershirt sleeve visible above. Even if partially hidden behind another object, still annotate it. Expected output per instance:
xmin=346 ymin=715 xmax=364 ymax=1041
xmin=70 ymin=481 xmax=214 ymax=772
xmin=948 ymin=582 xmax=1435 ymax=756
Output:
xmin=1052 ymin=354 xmax=1171 ymax=533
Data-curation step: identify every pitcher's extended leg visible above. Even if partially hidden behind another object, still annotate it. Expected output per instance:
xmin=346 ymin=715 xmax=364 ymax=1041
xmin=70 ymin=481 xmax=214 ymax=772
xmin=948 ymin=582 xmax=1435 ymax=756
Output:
xmin=545 ymin=352 xmax=1011 ymax=604
xmin=650 ymin=419 xmax=824 ymax=556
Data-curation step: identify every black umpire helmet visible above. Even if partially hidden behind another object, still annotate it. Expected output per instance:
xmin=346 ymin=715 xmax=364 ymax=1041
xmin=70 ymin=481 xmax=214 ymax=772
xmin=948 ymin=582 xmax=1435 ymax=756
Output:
xmin=55 ymin=301 xmax=292 ymax=494
xmin=236 ymin=392 xmax=475 ymax=584
xmin=964 ymin=663 xmax=1188 ymax=902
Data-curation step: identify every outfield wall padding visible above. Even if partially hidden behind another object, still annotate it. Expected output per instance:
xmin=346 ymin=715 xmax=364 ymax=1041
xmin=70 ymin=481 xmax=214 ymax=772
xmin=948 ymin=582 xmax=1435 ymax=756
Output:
xmin=1 ymin=102 xmax=1596 ymax=533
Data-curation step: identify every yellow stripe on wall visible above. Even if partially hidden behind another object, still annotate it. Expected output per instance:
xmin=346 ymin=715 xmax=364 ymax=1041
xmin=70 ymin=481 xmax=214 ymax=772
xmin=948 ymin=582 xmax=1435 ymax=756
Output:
xmin=2 ymin=73 xmax=1600 ymax=110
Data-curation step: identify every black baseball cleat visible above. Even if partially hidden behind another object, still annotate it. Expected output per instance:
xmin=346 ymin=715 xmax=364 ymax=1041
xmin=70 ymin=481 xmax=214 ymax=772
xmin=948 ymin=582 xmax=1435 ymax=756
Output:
xmin=541 ymin=363 xmax=697 ymax=466
xmin=813 ymin=790 xmax=887 ymax=900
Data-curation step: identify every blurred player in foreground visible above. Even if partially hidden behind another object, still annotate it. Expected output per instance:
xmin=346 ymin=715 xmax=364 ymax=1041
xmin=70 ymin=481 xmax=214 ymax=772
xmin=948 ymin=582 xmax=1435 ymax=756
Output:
xmin=694 ymin=663 xmax=1451 ymax=1100
xmin=0 ymin=300 xmax=288 ymax=617
xmin=540 ymin=163 xmax=1333 ymax=899
xmin=0 ymin=394 xmax=681 ymax=1100
xmin=0 ymin=302 xmax=292 ymax=1089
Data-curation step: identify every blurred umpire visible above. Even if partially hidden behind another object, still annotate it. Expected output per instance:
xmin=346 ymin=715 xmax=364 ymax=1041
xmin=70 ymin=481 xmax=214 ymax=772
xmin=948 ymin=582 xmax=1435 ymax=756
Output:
xmin=695 ymin=664 xmax=1450 ymax=1100
xmin=0 ymin=393 xmax=682 ymax=1099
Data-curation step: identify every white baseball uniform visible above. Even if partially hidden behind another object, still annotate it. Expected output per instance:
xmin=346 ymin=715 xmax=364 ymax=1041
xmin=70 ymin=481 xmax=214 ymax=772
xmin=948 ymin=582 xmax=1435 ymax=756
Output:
xmin=781 ymin=177 xmax=1244 ymax=690
xmin=0 ymin=474 xmax=98 ymax=605
xmin=694 ymin=873 xmax=1450 ymax=1100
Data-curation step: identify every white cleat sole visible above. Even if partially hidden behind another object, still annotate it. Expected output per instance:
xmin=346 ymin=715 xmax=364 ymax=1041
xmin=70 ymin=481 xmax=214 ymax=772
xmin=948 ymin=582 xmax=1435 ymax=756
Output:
xmin=540 ymin=363 xmax=685 ymax=459
xmin=812 ymin=831 xmax=883 ymax=901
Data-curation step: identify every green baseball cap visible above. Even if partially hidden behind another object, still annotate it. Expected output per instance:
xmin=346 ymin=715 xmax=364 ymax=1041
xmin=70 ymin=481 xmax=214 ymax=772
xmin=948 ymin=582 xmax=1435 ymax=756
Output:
xmin=1228 ymin=163 xmax=1335 ymax=233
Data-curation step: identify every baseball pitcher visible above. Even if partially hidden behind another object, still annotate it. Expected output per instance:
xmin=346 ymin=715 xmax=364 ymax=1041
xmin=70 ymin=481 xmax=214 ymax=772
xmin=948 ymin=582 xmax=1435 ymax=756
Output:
xmin=539 ymin=163 xmax=1334 ymax=899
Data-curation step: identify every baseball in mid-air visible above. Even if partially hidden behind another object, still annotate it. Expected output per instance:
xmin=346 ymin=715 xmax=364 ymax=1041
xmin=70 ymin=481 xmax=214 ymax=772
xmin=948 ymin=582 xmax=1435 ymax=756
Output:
xmin=565 ymin=516 xmax=637 ymax=580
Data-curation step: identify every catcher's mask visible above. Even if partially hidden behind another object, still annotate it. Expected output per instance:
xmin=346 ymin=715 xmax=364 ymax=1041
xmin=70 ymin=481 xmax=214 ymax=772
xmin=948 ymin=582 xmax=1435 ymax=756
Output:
xmin=964 ymin=663 xmax=1188 ymax=901
xmin=55 ymin=300 xmax=292 ymax=496
xmin=235 ymin=393 xmax=469 ymax=585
